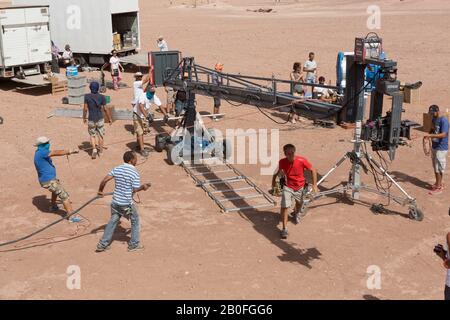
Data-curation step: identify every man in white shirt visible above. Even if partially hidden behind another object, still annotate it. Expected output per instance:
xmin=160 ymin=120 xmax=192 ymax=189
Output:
xmin=133 ymin=89 xmax=151 ymax=157
xmin=304 ymin=52 xmax=318 ymax=98
xmin=157 ymin=36 xmax=169 ymax=52
xmin=62 ymin=44 xmax=74 ymax=66
xmin=314 ymin=76 xmax=336 ymax=102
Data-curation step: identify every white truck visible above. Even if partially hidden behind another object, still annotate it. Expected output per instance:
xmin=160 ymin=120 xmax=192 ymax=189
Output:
xmin=0 ymin=5 xmax=52 ymax=79
xmin=12 ymin=0 xmax=141 ymax=65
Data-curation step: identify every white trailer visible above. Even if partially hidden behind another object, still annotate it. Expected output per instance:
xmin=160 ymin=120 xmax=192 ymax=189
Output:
xmin=12 ymin=0 xmax=141 ymax=65
xmin=0 ymin=5 xmax=52 ymax=78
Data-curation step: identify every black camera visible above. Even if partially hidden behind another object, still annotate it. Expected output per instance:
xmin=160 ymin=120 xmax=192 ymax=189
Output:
xmin=362 ymin=114 xmax=417 ymax=155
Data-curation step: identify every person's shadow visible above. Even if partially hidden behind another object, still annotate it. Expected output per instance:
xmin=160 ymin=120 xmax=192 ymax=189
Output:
xmin=239 ymin=209 xmax=322 ymax=269
xmin=390 ymin=171 xmax=431 ymax=190
xmin=32 ymin=195 xmax=66 ymax=218
xmin=92 ymin=221 xmax=131 ymax=244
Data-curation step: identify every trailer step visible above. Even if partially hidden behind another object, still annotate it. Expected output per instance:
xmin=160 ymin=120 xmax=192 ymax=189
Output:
xmin=183 ymin=161 xmax=275 ymax=213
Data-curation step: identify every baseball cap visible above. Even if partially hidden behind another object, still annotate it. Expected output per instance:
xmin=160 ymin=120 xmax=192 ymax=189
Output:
xmin=134 ymin=72 xmax=143 ymax=78
xmin=34 ymin=136 xmax=50 ymax=146
xmin=429 ymin=105 xmax=440 ymax=114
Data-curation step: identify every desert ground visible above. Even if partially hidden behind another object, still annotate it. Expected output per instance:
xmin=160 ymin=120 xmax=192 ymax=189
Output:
xmin=0 ymin=0 xmax=449 ymax=300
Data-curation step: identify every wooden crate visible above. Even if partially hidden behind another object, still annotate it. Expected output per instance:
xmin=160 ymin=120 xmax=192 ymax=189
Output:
xmin=52 ymin=79 xmax=68 ymax=95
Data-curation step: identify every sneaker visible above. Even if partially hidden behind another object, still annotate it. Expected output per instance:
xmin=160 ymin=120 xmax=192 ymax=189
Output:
xmin=91 ymin=149 xmax=98 ymax=160
xmin=430 ymin=183 xmax=445 ymax=190
xmin=49 ymin=204 xmax=59 ymax=212
xmin=127 ymin=245 xmax=145 ymax=252
xmin=95 ymin=245 xmax=111 ymax=253
xmin=280 ymin=229 xmax=289 ymax=240
xmin=429 ymin=187 xmax=443 ymax=195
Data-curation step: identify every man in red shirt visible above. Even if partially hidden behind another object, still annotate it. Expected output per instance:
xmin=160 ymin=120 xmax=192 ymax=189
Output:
xmin=272 ymin=144 xmax=318 ymax=239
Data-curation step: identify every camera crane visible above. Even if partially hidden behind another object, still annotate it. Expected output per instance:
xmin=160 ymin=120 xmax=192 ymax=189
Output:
xmin=302 ymin=35 xmax=424 ymax=221
xmin=149 ymin=34 xmax=423 ymax=220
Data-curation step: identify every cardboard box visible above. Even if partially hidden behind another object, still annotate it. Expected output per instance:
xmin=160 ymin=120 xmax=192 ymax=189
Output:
xmin=423 ymin=113 xmax=433 ymax=133
xmin=404 ymin=87 xmax=421 ymax=104
xmin=113 ymin=33 xmax=121 ymax=45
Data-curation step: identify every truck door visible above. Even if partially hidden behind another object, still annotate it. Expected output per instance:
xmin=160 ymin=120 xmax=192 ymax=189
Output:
xmin=24 ymin=7 xmax=51 ymax=64
xmin=0 ymin=8 xmax=29 ymax=66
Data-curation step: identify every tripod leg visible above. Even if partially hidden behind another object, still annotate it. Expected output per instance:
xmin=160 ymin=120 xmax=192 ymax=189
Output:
xmin=366 ymin=155 xmax=415 ymax=202
xmin=317 ymin=154 xmax=349 ymax=186
xmin=363 ymin=154 xmax=424 ymax=221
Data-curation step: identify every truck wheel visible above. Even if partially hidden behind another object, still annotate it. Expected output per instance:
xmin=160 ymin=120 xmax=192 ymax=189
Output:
xmin=74 ymin=55 xmax=87 ymax=67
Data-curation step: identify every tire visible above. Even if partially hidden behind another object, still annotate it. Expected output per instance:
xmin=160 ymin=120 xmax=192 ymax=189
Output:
xmin=74 ymin=55 xmax=87 ymax=67
xmin=166 ymin=143 xmax=183 ymax=166
xmin=155 ymin=134 xmax=168 ymax=153
xmin=409 ymin=207 xmax=424 ymax=222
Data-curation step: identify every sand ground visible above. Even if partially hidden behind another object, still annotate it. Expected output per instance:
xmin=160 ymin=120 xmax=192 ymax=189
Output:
xmin=0 ymin=0 xmax=449 ymax=299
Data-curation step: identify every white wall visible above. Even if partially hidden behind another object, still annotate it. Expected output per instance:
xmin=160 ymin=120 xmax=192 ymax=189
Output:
xmin=110 ymin=0 xmax=139 ymax=14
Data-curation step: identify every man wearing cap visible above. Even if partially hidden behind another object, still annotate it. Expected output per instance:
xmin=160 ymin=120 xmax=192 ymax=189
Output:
xmin=83 ymin=81 xmax=112 ymax=160
xmin=157 ymin=36 xmax=169 ymax=52
xmin=212 ymin=63 xmax=224 ymax=122
xmin=424 ymin=105 xmax=449 ymax=195
xmin=33 ymin=137 xmax=80 ymax=221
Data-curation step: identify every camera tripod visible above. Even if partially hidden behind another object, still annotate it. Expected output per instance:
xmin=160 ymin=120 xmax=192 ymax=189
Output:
xmin=301 ymin=121 xmax=424 ymax=221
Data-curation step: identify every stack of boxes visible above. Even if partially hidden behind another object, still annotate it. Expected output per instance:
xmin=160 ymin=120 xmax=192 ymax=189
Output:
xmin=67 ymin=76 xmax=86 ymax=105
xmin=123 ymin=31 xmax=138 ymax=48
xmin=113 ymin=33 xmax=122 ymax=51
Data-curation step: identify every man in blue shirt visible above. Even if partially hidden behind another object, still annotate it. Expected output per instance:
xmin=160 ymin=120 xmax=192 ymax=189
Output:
xmin=33 ymin=136 xmax=80 ymax=221
xmin=424 ymin=105 xmax=449 ymax=195
xmin=83 ymin=81 xmax=111 ymax=160
xmin=96 ymin=151 xmax=151 ymax=252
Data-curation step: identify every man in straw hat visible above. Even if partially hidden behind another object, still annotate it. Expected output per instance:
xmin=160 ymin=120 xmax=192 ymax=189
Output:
xmin=33 ymin=137 xmax=81 ymax=222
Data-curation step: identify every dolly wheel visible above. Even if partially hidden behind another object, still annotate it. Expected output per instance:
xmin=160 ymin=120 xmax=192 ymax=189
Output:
xmin=409 ymin=207 xmax=424 ymax=222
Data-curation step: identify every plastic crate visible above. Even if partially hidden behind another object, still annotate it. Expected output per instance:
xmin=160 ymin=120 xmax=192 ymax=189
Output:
xmin=68 ymin=86 xmax=86 ymax=96
xmin=67 ymin=76 xmax=86 ymax=87
xmin=68 ymin=95 xmax=85 ymax=105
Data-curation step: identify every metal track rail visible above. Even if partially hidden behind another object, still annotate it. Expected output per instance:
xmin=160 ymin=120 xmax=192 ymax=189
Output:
xmin=182 ymin=159 xmax=276 ymax=213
